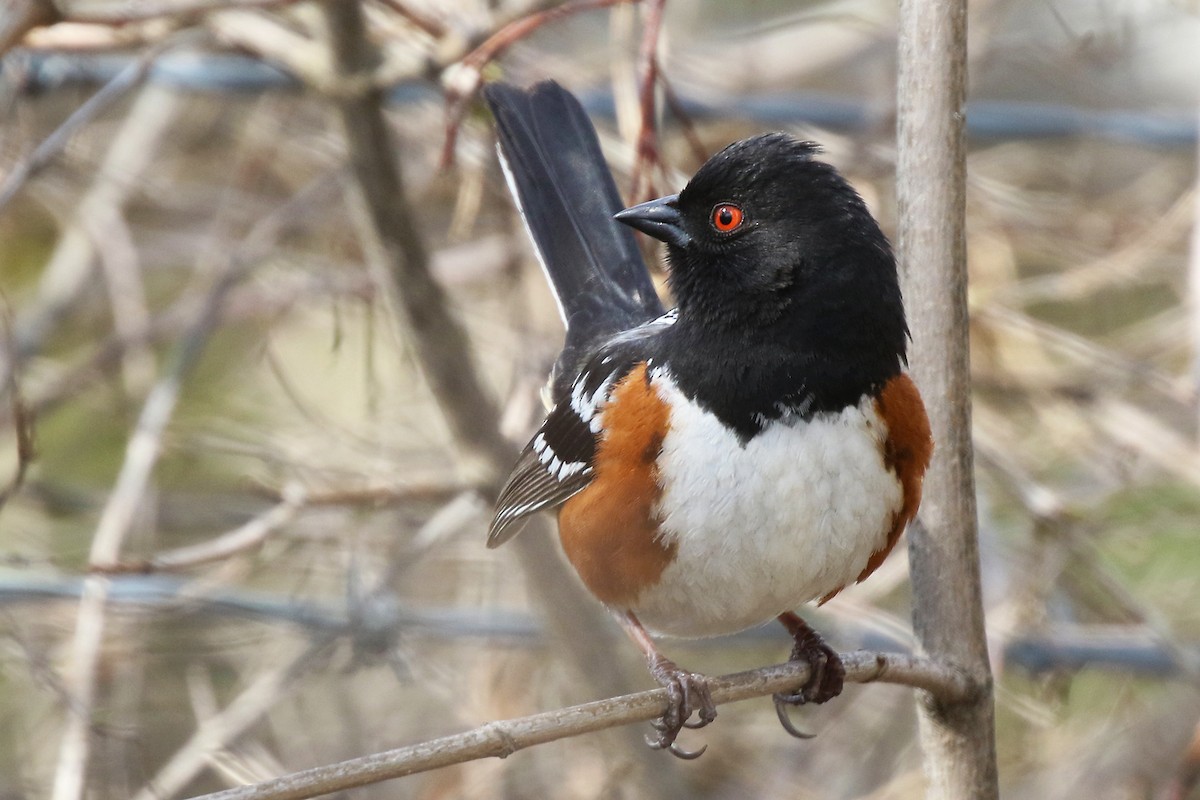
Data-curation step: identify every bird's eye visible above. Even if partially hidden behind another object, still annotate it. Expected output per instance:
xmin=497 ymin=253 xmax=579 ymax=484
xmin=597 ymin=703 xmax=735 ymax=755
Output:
xmin=711 ymin=203 xmax=744 ymax=233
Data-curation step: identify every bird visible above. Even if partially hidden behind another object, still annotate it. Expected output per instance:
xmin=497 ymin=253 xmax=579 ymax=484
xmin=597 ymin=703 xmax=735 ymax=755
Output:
xmin=482 ymin=79 xmax=932 ymax=758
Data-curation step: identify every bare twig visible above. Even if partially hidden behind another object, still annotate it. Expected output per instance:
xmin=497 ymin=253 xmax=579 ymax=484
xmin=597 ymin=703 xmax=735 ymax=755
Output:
xmin=134 ymin=638 xmax=336 ymax=800
xmin=1095 ymin=397 xmax=1200 ymax=488
xmin=658 ymin=71 xmax=708 ymax=165
xmin=997 ymin=186 xmax=1194 ymax=306
xmin=84 ymin=89 xmax=175 ymax=397
xmin=0 ymin=299 xmax=35 ymax=513
xmin=321 ymin=0 xmax=511 ymax=474
xmin=0 ymin=34 xmax=189 ymax=216
xmin=50 ymin=233 xmax=252 ymax=800
xmin=0 ymin=386 xmax=34 ymax=512
xmin=206 ymin=10 xmax=331 ymax=90
xmin=439 ymin=0 xmax=639 ymax=167
xmin=629 ymin=0 xmax=666 ymax=202
xmin=1 ymin=43 xmax=195 ymax=406
xmin=10 ymin=256 xmax=360 ymax=424
xmin=44 ymin=79 xmax=185 ymax=800
xmin=50 ymin=170 xmax=334 ymax=800
xmin=126 ymin=484 xmax=307 ymax=572
xmin=189 ymin=650 xmax=976 ymax=800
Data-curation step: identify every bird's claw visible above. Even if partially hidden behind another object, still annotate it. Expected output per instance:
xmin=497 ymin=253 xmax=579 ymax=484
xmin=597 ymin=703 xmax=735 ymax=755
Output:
xmin=772 ymin=695 xmax=816 ymax=739
xmin=646 ymin=657 xmax=716 ymax=758
xmin=772 ymin=622 xmax=844 ymax=738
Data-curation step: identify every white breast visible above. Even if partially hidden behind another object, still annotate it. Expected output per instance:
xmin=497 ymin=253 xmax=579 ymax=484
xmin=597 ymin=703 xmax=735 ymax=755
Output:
xmin=632 ymin=371 xmax=903 ymax=638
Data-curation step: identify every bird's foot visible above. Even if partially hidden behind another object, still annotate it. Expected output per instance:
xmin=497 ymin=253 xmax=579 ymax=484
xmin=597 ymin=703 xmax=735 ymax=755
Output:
xmin=646 ymin=655 xmax=716 ymax=759
xmin=772 ymin=615 xmax=844 ymax=739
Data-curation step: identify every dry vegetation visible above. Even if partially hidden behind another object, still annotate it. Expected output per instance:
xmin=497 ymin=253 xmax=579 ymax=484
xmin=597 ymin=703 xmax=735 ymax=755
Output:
xmin=1 ymin=1 xmax=1199 ymax=798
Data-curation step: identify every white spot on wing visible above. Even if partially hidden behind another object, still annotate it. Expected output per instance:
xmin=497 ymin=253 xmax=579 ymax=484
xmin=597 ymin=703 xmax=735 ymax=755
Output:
xmin=558 ymin=461 xmax=589 ymax=479
xmin=569 ymin=368 xmax=621 ymax=428
xmin=534 ymin=433 xmax=554 ymax=465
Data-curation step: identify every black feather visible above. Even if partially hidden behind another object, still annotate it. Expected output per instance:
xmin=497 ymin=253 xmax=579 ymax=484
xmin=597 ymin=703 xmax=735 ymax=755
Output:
xmin=487 ymin=324 xmax=667 ymax=547
xmin=483 ymin=81 xmax=664 ymax=401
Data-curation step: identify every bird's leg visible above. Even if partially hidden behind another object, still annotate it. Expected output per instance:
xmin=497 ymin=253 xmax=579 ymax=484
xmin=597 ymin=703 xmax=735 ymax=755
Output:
xmin=616 ymin=611 xmax=716 ymax=758
xmin=772 ymin=611 xmax=845 ymax=739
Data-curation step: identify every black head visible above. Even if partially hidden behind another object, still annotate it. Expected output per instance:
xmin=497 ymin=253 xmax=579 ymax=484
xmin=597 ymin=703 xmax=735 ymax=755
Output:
xmin=616 ymin=133 xmax=908 ymax=374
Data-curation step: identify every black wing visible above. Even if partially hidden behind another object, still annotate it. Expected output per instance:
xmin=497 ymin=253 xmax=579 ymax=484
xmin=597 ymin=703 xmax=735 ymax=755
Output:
xmin=487 ymin=314 xmax=675 ymax=547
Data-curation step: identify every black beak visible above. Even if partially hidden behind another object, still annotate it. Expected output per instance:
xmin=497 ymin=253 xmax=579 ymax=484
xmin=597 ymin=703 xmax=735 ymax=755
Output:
xmin=614 ymin=194 xmax=691 ymax=248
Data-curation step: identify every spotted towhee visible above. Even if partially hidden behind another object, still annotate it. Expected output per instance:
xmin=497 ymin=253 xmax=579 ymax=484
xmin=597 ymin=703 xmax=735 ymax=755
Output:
xmin=483 ymin=80 xmax=932 ymax=757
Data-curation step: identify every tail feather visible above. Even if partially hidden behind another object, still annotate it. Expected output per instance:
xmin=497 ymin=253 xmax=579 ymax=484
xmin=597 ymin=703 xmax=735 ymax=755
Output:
xmin=483 ymin=81 xmax=664 ymax=398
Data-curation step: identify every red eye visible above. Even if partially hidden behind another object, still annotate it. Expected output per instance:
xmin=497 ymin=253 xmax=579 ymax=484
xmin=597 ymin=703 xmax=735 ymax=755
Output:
xmin=711 ymin=203 xmax=744 ymax=233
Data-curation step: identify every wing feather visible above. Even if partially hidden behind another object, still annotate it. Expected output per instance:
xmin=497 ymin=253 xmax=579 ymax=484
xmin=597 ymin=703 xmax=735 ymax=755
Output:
xmin=488 ymin=315 xmax=674 ymax=547
xmin=487 ymin=401 xmax=596 ymax=547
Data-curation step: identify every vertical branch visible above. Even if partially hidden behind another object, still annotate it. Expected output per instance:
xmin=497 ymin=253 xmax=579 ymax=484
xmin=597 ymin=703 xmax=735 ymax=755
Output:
xmin=3 ymin=66 xmax=181 ymax=392
xmin=629 ymin=0 xmax=666 ymax=202
xmin=896 ymin=0 xmax=1000 ymax=798
xmin=320 ymin=0 xmax=511 ymax=476
xmin=46 ymin=83 xmax=185 ymax=800
xmin=51 ymin=258 xmax=245 ymax=800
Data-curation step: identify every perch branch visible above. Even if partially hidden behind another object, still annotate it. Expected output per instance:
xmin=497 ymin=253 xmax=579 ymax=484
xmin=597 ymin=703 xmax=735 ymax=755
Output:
xmin=190 ymin=650 xmax=976 ymax=800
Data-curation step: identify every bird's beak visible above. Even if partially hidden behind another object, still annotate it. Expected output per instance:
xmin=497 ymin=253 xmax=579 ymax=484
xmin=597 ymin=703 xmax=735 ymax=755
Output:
xmin=614 ymin=194 xmax=691 ymax=248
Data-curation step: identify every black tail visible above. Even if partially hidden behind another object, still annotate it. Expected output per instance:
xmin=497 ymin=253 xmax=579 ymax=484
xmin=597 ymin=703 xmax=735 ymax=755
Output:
xmin=483 ymin=81 xmax=664 ymax=399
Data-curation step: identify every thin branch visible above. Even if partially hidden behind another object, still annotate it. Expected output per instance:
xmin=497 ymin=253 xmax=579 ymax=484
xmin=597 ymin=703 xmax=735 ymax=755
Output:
xmin=189 ymin=650 xmax=976 ymax=800
xmin=9 ymin=253 xmax=360 ymax=425
xmin=439 ymin=0 xmax=639 ymax=167
xmin=206 ymin=10 xmax=332 ymax=91
xmin=123 ymin=485 xmax=307 ymax=572
xmin=321 ymin=0 xmax=512 ymax=475
xmin=134 ymin=638 xmax=335 ymax=800
xmin=50 ymin=227 xmax=250 ymax=800
xmin=0 ymin=299 xmax=35 ymax=513
xmin=0 ymin=33 xmax=192 ymax=216
xmin=629 ymin=0 xmax=665 ymax=202
xmin=995 ymin=186 xmax=1194 ymax=306
xmin=49 ymin=169 xmax=334 ymax=800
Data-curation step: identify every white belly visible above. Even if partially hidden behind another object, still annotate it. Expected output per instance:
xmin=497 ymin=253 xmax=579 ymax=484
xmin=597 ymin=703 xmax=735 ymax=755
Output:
xmin=632 ymin=373 xmax=903 ymax=638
